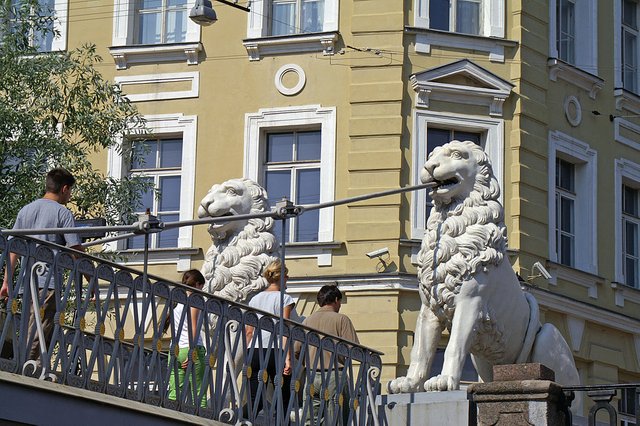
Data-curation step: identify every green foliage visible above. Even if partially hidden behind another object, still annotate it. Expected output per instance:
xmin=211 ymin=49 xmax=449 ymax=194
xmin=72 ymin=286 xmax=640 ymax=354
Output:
xmin=0 ymin=1 xmax=150 ymax=228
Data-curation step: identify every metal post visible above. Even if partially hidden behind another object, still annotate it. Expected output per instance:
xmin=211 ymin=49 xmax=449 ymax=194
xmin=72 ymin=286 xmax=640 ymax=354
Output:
xmin=278 ymin=214 xmax=287 ymax=421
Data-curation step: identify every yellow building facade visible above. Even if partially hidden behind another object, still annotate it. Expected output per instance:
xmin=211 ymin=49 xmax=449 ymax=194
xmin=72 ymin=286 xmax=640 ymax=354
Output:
xmin=52 ymin=0 xmax=640 ymax=415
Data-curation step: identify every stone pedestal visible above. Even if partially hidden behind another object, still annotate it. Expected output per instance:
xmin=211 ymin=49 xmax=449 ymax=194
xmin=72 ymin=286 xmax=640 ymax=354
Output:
xmin=468 ymin=364 xmax=571 ymax=426
xmin=376 ymin=390 xmax=471 ymax=426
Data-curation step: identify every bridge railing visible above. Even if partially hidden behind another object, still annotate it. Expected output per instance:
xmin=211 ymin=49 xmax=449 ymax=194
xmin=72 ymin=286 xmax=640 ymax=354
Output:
xmin=0 ymin=234 xmax=382 ymax=425
xmin=562 ymin=384 xmax=640 ymax=426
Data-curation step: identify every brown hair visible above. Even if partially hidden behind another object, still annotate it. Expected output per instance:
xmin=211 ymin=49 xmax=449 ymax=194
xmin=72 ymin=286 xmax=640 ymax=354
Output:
xmin=163 ymin=269 xmax=205 ymax=333
xmin=46 ymin=168 xmax=76 ymax=194
xmin=317 ymin=285 xmax=342 ymax=307
xmin=263 ymin=259 xmax=288 ymax=284
xmin=182 ymin=269 xmax=205 ymax=288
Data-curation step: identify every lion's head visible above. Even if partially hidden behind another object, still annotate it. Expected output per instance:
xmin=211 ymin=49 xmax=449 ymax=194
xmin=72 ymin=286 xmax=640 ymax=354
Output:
xmin=198 ymin=178 xmax=279 ymax=303
xmin=417 ymin=140 xmax=506 ymax=324
xmin=421 ymin=140 xmax=500 ymax=209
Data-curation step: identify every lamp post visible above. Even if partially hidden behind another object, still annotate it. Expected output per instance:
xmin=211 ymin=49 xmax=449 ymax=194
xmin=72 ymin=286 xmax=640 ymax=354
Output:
xmin=189 ymin=0 xmax=250 ymax=26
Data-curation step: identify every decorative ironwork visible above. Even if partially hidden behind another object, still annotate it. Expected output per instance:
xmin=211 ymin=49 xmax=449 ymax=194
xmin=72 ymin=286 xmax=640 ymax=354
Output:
xmin=0 ymin=235 xmax=383 ymax=424
xmin=563 ymin=384 xmax=640 ymax=426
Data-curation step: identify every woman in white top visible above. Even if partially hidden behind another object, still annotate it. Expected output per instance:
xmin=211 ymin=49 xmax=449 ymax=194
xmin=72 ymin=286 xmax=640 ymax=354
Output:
xmin=245 ymin=259 xmax=295 ymax=415
xmin=167 ymin=269 xmax=206 ymax=407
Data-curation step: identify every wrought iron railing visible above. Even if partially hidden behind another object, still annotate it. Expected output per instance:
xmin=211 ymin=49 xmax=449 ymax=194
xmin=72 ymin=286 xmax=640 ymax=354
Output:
xmin=562 ymin=384 xmax=640 ymax=426
xmin=0 ymin=234 xmax=383 ymax=425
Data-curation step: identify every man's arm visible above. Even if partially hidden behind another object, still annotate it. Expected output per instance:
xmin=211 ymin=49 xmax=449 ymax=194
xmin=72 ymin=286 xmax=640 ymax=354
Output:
xmin=1 ymin=252 xmax=19 ymax=299
xmin=340 ymin=315 xmax=360 ymax=345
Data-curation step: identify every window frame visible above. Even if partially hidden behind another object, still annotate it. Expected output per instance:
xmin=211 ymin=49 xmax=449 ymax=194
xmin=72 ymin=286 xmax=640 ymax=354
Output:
xmin=549 ymin=0 xmax=598 ymax=74
xmin=555 ymin=158 xmax=577 ymax=267
xmin=134 ymin=0 xmax=190 ymax=45
xmin=127 ymin=137 xmax=184 ymax=250
xmin=411 ymin=110 xmax=504 ymax=240
xmin=244 ymin=105 xmax=336 ymax=265
xmin=415 ymin=0 xmax=503 ymax=37
xmin=623 ymin=185 xmax=640 ymax=288
xmin=615 ymin=158 xmax=640 ymax=287
xmin=110 ymin=0 xmax=202 ymax=69
xmin=548 ymin=131 xmax=597 ymax=275
xmin=243 ymin=0 xmax=338 ymax=60
xmin=8 ymin=0 xmax=68 ymax=52
xmin=263 ymin=130 xmax=322 ymax=243
xmin=617 ymin=0 xmax=640 ymax=94
xmin=107 ymin=113 xmax=198 ymax=271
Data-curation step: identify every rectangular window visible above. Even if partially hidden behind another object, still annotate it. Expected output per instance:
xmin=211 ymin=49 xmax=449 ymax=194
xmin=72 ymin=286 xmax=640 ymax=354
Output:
xmin=8 ymin=0 xmax=57 ymax=51
xmin=619 ymin=386 xmax=639 ymax=426
xmin=127 ymin=137 xmax=183 ymax=249
xmin=555 ymin=158 xmax=576 ymax=267
xmin=623 ymin=185 xmax=640 ymax=287
xmin=623 ymin=0 xmax=639 ymax=93
xmin=270 ymin=0 xmax=325 ymax=36
xmin=429 ymin=0 xmax=481 ymax=35
xmin=136 ymin=0 xmax=188 ymax=45
xmin=263 ymin=130 xmax=321 ymax=242
xmin=557 ymin=0 xmax=576 ymax=64
xmin=425 ymin=128 xmax=481 ymax=220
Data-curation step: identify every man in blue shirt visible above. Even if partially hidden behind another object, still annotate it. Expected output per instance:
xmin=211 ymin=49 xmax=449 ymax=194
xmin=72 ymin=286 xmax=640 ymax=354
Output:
xmin=1 ymin=168 xmax=84 ymax=361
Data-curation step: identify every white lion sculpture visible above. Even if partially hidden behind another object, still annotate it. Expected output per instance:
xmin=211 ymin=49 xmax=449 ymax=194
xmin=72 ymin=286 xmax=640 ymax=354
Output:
xmin=197 ymin=178 xmax=279 ymax=303
xmin=388 ymin=140 xmax=579 ymax=393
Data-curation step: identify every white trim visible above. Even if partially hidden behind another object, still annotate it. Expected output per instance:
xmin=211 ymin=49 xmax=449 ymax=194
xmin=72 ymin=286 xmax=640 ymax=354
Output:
xmin=548 ymin=131 xmax=598 ymax=274
xmin=108 ymin=43 xmax=202 ymax=70
xmin=246 ymin=0 xmax=339 ymax=38
xmin=112 ymin=0 xmax=200 ymax=46
xmin=615 ymin=0 xmax=624 ymax=89
xmin=244 ymin=105 xmax=336 ymax=265
xmin=615 ymin=118 xmax=640 ymax=151
xmin=411 ymin=111 xmax=504 ymax=240
xmin=410 ymin=59 xmax=514 ymax=117
xmin=274 ymin=64 xmax=306 ymax=96
xmin=413 ymin=0 xmax=505 ymax=38
xmin=548 ymin=0 xmax=598 ymax=75
xmin=244 ymin=0 xmax=339 ymax=60
xmin=546 ymin=262 xmax=600 ymax=298
xmin=413 ymin=30 xmax=509 ymax=63
xmin=114 ymin=72 xmax=200 ymax=102
xmin=242 ymin=33 xmax=338 ymax=61
xmin=614 ymin=158 xmax=640 ymax=285
xmin=107 ymin=114 xmax=198 ymax=271
xmin=563 ymin=96 xmax=582 ymax=127
xmin=566 ymin=316 xmax=585 ymax=352
xmin=530 ymin=287 xmax=640 ymax=336
xmin=50 ymin=0 xmax=68 ymax=51
xmin=615 ymin=88 xmax=640 ymax=115
xmin=548 ymin=59 xmax=604 ymax=100
xmin=611 ymin=282 xmax=640 ymax=307
xmin=110 ymin=0 xmax=201 ymax=68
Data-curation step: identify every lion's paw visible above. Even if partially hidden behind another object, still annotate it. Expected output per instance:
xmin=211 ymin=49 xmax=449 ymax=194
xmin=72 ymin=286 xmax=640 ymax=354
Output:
xmin=387 ymin=376 xmax=423 ymax=394
xmin=424 ymin=375 xmax=458 ymax=392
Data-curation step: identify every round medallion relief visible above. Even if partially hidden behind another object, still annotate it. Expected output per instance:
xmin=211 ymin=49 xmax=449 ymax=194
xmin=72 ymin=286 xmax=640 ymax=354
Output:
xmin=275 ymin=64 xmax=306 ymax=96
xmin=564 ymin=95 xmax=582 ymax=127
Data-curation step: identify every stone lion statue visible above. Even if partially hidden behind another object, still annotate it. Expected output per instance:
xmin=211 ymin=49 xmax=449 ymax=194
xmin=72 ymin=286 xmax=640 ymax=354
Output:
xmin=197 ymin=178 xmax=279 ymax=303
xmin=388 ymin=140 xmax=579 ymax=393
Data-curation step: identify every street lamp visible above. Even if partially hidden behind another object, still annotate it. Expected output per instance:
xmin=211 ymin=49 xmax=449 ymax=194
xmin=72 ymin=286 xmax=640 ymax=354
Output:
xmin=189 ymin=0 xmax=251 ymax=26
xmin=189 ymin=0 xmax=217 ymax=26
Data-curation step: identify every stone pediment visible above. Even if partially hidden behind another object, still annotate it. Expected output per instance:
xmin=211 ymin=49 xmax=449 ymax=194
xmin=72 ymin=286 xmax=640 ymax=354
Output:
xmin=410 ymin=59 xmax=514 ymax=116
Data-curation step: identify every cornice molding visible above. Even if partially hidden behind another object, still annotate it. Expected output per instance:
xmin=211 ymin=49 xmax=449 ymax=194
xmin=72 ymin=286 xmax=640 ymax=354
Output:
xmin=410 ymin=59 xmax=514 ymax=117
xmin=242 ymin=32 xmax=338 ymax=61
xmin=548 ymin=58 xmax=604 ymax=100
xmin=614 ymin=88 xmax=640 ymax=115
xmin=109 ymin=43 xmax=202 ymax=70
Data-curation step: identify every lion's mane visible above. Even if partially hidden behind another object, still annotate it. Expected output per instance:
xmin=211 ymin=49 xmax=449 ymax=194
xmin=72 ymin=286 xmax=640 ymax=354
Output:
xmin=417 ymin=145 xmax=505 ymax=325
xmin=201 ymin=179 xmax=279 ymax=303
